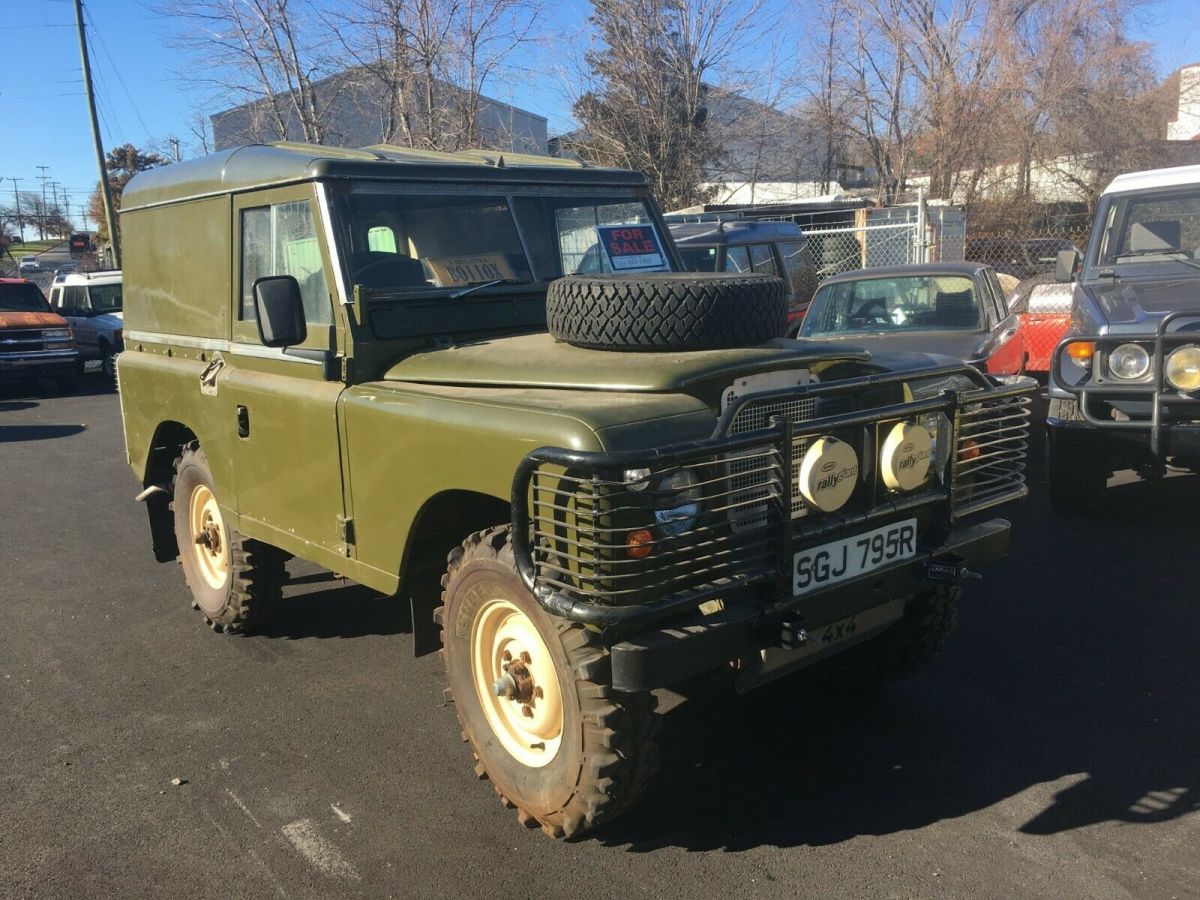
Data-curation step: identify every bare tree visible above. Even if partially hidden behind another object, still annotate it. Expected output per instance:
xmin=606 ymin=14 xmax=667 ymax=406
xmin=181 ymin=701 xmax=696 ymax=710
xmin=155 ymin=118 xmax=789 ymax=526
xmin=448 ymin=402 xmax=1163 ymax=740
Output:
xmin=164 ymin=0 xmax=335 ymax=144
xmin=565 ymin=0 xmax=766 ymax=210
xmin=326 ymin=0 xmax=543 ymax=152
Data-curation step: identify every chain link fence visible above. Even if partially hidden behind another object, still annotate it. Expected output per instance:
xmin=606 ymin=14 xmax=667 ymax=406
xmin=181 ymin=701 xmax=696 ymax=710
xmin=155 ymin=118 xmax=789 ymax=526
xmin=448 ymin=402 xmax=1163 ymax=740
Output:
xmin=801 ymin=221 xmax=923 ymax=281
xmin=964 ymin=229 xmax=1090 ymax=282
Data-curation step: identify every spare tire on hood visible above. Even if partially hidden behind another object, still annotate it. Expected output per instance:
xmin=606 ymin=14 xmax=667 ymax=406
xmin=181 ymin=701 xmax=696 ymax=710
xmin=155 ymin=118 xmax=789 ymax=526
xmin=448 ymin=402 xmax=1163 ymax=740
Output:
xmin=546 ymin=272 xmax=787 ymax=351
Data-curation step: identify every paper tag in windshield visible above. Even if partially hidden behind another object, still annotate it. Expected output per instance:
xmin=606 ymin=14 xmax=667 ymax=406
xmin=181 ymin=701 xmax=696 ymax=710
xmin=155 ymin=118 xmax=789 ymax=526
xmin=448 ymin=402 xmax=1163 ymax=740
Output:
xmin=427 ymin=254 xmax=515 ymax=287
xmin=596 ymin=224 xmax=669 ymax=272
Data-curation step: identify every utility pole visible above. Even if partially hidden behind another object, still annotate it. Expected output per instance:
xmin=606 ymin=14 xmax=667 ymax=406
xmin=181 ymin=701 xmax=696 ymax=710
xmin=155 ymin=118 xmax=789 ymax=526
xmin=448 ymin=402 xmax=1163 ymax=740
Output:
xmin=75 ymin=0 xmax=120 ymax=267
xmin=50 ymin=182 xmax=61 ymax=238
xmin=168 ymin=137 xmax=181 ymax=163
xmin=8 ymin=177 xmax=24 ymax=240
xmin=36 ymin=166 xmax=49 ymax=240
xmin=64 ymin=191 xmax=72 ymax=231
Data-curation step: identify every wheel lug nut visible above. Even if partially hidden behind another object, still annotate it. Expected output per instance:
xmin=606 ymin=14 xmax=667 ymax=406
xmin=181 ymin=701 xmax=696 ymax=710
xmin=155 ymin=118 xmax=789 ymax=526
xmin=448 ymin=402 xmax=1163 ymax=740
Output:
xmin=521 ymin=704 xmax=533 ymax=718
xmin=502 ymin=650 xmax=512 ymax=662
xmin=520 ymin=651 xmax=531 ymax=664
xmin=534 ymin=686 xmax=544 ymax=699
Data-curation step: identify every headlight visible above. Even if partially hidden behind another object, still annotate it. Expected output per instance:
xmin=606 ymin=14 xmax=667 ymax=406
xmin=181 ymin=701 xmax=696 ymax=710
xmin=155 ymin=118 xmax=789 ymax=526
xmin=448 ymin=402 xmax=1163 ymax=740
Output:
xmin=653 ymin=469 xmax=700 ymax=536
xmin=42 ymin=328 xmax=71 ymax=341
xmin=1166 ymin=346 xmax=1200 ymax=392
xmin=1107 ymin=343 xmax=1150 ymax=380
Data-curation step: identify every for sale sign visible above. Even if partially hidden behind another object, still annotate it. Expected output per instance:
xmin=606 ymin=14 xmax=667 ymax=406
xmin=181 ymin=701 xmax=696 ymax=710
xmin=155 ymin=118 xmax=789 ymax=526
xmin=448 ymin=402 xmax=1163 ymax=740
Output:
xmin=596 ymin=224 xmax=669 ymax=272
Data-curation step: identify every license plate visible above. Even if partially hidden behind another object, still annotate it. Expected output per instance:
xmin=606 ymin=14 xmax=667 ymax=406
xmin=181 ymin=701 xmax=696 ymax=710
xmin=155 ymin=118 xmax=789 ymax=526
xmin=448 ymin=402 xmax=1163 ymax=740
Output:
xmin=793 ymin=518 xmax=917 ymax=597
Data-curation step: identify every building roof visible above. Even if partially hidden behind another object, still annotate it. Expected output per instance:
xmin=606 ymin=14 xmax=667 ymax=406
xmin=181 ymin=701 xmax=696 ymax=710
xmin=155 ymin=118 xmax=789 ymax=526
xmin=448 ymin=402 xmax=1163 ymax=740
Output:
xmin=668 ymin=220 xmax=805 ymax=245
xmin=123 ymin=142 xmax=642 ymax=211
xmin=819 ymin=262 xmax=990 ymax=286
xmin=1103 ymin=164 xmax=1200 ymax=195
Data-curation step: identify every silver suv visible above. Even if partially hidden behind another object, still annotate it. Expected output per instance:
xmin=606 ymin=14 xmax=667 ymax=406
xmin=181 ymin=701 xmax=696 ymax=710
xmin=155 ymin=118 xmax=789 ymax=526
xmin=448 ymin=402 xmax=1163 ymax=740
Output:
xmin=47 ymin=270 xmax=123 ymax=380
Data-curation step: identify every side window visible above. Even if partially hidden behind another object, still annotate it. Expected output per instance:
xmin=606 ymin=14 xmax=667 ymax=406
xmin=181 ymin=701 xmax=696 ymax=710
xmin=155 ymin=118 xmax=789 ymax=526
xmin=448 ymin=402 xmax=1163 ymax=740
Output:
xmin=240 ymin=201 xmax=332 ymax=328
xmin=724 ymin=245 xmax=752 ymax=273
xmin=749 ymin=244 xmax=778 ymax=276
xmin=63 ymin=285 xmax=90 ymax=314
xmin=49 ymin=287 xmax=62 ymax=309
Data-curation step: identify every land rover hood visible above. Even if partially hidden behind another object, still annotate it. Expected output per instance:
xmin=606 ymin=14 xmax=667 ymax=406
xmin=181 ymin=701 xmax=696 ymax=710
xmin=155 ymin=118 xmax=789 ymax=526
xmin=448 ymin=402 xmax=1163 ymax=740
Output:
xmin=1086 ymin=278 xmax=1200 ymax=325
xmin=384 ymin=331 xmax=868 ymax=392
xmin=800 ymin=330 xmax=991 ymax=366
xmin=0 ymin=310 xmax=68 ymax=330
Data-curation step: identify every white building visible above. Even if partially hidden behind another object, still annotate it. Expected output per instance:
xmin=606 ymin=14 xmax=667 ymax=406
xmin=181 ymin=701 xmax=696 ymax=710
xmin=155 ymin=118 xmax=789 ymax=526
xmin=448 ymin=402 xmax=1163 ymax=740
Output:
xmin=1167 ymin=63 xmax=1200 ymax=142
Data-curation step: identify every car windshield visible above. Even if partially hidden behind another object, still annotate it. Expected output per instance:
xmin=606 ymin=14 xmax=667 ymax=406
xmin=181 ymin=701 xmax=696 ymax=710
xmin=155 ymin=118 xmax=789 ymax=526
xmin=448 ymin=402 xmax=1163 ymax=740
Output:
xmin=678 ymin=246 xmax=719 ymax=272
xmin=336 ymin=188 xmax=664 ymax=295
xmin=0 ymin=282 xmax=50 ymax=312
xmin=90 ymin=283 xmax=122 ymax=312
xmin=1100 ymin=187 xmax=1200 ymax=270
xmin=801 ymin=274 xmax=983 ymax=336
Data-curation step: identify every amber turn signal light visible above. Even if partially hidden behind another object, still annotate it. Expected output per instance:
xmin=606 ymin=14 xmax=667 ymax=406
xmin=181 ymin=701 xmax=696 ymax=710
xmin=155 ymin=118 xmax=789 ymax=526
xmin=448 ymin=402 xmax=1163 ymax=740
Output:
xmin=626 ymin=529 xmax=654 ymax=559
xmin=958 ymin=438 xmax=980 ymax=462
xmin=1066 ymin=341 xmax=1096 ymax=364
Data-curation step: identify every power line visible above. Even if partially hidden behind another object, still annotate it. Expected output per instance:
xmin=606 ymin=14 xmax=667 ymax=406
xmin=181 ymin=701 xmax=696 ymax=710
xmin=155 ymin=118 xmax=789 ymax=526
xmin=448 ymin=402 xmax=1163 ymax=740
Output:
xmin=85 ymin=5 xmax=152 ymax=141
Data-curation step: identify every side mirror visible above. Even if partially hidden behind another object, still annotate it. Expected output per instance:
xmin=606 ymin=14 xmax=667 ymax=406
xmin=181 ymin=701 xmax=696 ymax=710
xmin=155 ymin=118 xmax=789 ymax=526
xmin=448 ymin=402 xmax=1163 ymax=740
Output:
xmin=1055 ymin=249 xmax=1080 ymax=283
xmin=253 ymin=276 xmax=307 ymax=348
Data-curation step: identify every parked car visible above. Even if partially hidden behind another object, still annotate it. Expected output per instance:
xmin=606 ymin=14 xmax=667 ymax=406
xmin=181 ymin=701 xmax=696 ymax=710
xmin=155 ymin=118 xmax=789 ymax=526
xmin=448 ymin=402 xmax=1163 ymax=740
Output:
xmin=117 ymin=141 xmax=1032 ymax=840
xmin=1006 ymin=275 xmax=1073 ymax=375
xmin=0 ymin=277 xmax=78 ymax=392
xmin=670 ymin=220 xmax=818 ymax=335
xmin=1046 ymin=163 xmax=1200 ymax=511
xmin=967 ymin=237 xmax=1082 ymax=280
xmin=18 ymin=255 xmax=41 ymax=274
xmin=52 ymin=263 xmax=78 ymax=280
xmin=799 ymin=262 xmax=1027 ymax=376
xmin=47 ymin=270 xmax=123 ymax=380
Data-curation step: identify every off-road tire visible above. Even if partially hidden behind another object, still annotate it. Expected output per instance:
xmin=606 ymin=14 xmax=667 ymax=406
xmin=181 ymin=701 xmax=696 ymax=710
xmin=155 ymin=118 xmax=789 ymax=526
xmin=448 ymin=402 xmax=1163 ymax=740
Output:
xmin=546 ymin=272 xmax=787 ymax=351
xmin=436 ymin=526 xmax=660 ymax=839
xmin=101 ymin=344 xmax=118 ymax=388
xmin=171 ymin=444 xmax=287 ymax=633
xmin=1046 ymin=397 xmax=1107 ymax=513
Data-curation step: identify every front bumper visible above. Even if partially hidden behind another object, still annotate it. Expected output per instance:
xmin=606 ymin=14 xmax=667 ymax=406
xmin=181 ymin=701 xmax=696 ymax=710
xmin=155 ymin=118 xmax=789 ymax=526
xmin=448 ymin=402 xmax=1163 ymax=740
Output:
xmin=607 ymin=517 xmax=1010 ymax=691
xmin=1050 ymin=311 xmax=1200 ymax=460
xmin=0 ymin=349 xmax=78 ymax=379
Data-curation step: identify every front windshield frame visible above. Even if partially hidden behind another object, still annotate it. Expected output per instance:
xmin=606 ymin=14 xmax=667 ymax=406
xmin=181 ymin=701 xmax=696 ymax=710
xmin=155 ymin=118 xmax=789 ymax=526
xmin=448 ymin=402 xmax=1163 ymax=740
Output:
xmin=329 ymin=182 xmax=675 ymax=300
xmin=801 ymin=273 xmax=984 ymax=337
xmin=1091 ymin=185 xmax=1200 ymax=277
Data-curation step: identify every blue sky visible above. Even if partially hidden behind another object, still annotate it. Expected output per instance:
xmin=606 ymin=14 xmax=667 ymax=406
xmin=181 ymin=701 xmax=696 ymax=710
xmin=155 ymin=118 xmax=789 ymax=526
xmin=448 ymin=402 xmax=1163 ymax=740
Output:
xmin=1 ymin=0 xmax=1198 ymax=233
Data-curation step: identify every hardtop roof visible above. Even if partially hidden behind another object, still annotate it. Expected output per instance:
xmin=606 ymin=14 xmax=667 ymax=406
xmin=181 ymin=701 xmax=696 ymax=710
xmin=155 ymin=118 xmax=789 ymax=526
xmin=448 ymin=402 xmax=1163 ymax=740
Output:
xmin=668 ymin=220 xmax=805 ymax=245
xmin=1103 ymin=164 xmax=1200 ymax=196
xmin=122 ymin=142 xmax=646 ymax=211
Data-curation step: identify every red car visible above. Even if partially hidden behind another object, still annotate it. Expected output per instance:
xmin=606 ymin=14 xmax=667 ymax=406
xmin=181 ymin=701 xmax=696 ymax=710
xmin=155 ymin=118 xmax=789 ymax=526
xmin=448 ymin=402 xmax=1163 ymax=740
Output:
xmin=1006 ymin=276 xmax=1073 ymax=375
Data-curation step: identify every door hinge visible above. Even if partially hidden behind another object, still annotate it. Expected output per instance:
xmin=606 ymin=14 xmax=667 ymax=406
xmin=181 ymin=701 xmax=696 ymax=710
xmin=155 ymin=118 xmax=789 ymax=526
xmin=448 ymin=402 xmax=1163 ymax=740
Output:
xmin=338 ymin=515 xmax=356 ymax=551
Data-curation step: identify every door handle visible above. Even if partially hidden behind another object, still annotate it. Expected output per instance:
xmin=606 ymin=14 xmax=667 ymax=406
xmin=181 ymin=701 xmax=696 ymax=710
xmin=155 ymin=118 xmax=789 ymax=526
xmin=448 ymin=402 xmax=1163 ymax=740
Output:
xmin=237 ymin=405 xmax=250 ymax=438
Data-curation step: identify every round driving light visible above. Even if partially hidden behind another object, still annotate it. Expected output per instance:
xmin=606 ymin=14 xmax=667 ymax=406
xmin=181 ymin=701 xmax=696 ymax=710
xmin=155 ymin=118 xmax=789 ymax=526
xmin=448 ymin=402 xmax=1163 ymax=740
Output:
xmin=797 ymin=437 xmax=859 ymax=512
xmin=1166 ymin=346 xmax=1200 ymax=392
xmin=1108 ymin=343 xmax=1150 ymax=380
xmin=880 ymin=421 xmax=933 ymax=491
xmin=626 ymin=529 xmax=653 ymax=559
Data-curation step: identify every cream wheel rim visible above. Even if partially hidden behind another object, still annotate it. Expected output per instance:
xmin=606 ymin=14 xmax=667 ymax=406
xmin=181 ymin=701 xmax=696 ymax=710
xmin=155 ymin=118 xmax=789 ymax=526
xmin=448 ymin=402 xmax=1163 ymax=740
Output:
xmin=470 ymin=597 xmax=563 ymax=768
xmin=188 ymin=483 xmax=229 ymax=591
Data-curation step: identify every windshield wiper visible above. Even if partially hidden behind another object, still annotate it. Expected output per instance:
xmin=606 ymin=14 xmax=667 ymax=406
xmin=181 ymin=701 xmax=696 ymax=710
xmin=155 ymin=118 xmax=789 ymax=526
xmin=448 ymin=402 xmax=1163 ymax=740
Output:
xmin=448 ymin=278 xmax=526 ymax=299
xmin=1113 ymin=251 xmax=1200 ymax=272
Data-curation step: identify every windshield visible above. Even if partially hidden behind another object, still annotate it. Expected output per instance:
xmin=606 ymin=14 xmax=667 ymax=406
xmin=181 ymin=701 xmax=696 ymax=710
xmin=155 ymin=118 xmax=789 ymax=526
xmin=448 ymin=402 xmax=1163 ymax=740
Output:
xmin=336 ymin=189 xmax=665 ymax=295
xmin=1099 ymin=187 xmax=1200 ymax=270
xmin=0 ymin=282 xmax=50 ymax=312
xmin=801 ymin=274 xmax=983 ymax=336
xmin=90 ymin=283 xmax=122 ymax=312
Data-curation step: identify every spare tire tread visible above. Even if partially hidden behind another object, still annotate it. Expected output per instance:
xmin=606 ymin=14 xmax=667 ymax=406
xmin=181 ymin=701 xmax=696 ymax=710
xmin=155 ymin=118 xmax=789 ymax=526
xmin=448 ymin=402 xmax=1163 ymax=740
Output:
xmin=547 ymin=273 xmax=787 ymax=351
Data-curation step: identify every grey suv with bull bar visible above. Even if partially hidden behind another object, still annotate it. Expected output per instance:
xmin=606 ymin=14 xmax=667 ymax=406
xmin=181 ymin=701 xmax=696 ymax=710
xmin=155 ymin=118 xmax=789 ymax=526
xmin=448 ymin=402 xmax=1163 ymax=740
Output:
xmin=1048 ymin=164 xmax=1200 ymax=511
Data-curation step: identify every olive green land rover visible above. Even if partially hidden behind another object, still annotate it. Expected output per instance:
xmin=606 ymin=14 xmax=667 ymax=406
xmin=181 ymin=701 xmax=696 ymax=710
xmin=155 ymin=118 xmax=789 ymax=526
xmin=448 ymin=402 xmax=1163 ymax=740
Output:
xmin=118 ymin=142 xmax=1033 ymax=839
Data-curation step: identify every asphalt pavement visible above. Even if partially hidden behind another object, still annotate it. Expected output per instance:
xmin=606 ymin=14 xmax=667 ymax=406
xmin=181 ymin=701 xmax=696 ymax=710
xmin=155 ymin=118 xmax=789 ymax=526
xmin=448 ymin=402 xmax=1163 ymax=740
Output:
xmin=1 ymin=379 xmax=1198 ymax=899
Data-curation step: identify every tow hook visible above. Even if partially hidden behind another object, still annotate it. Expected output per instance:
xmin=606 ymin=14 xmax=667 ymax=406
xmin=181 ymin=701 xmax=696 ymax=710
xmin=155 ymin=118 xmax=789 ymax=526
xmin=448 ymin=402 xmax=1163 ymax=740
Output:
xmin=778 ymin=619 xmax=810 ymax=650
xmin=924 ymin=560 xmax=982 ymax=583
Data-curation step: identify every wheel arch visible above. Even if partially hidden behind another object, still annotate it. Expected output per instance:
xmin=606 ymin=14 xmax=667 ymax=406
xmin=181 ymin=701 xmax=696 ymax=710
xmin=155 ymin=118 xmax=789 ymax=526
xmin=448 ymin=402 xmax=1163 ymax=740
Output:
xmin=399 ymin=488 xmax=511 ymax=656
xmin=141 ymin=419 xmax=199 ymax=563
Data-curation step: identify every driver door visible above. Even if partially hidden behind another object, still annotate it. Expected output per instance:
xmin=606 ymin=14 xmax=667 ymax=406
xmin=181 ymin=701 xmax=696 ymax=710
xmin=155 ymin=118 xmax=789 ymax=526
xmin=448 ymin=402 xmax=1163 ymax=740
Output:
xmin=222 ymin=187 xmax=350 ymax=567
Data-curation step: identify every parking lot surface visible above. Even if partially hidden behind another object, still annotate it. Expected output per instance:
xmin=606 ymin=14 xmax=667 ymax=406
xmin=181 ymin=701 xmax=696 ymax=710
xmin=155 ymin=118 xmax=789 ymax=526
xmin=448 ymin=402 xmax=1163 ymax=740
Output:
xmin=2 ymin=382 xmax=1198 ymax=899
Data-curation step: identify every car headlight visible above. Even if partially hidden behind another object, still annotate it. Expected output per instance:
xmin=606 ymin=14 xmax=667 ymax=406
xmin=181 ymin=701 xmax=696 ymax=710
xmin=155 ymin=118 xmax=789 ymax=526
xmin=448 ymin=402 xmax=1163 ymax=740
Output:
xmin=1165 ymin=346 xmax=1200 ymax=392
xmin=1107 ymin=343 xmax=1150 ymax=380
xmin=881 ymin=421 xmax=933 ymax=491
xmin=653 ymin=469 xmax=701 ymax=536
xmin=42 ymin=328 xmax=72 ymax=342
xmin=797 ymin=436 xmax=859 ymax=512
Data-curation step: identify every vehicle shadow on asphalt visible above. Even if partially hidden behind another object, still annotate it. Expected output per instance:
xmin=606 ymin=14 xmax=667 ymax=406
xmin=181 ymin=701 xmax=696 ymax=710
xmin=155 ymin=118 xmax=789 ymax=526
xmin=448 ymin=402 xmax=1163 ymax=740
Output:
xmin=0 ymin=423 xmax=87 ymax=442
xmin=258 ymin=572 xmax=411 ymax=640
xmin=595 ymin=472 xmax=1200 ymax=852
